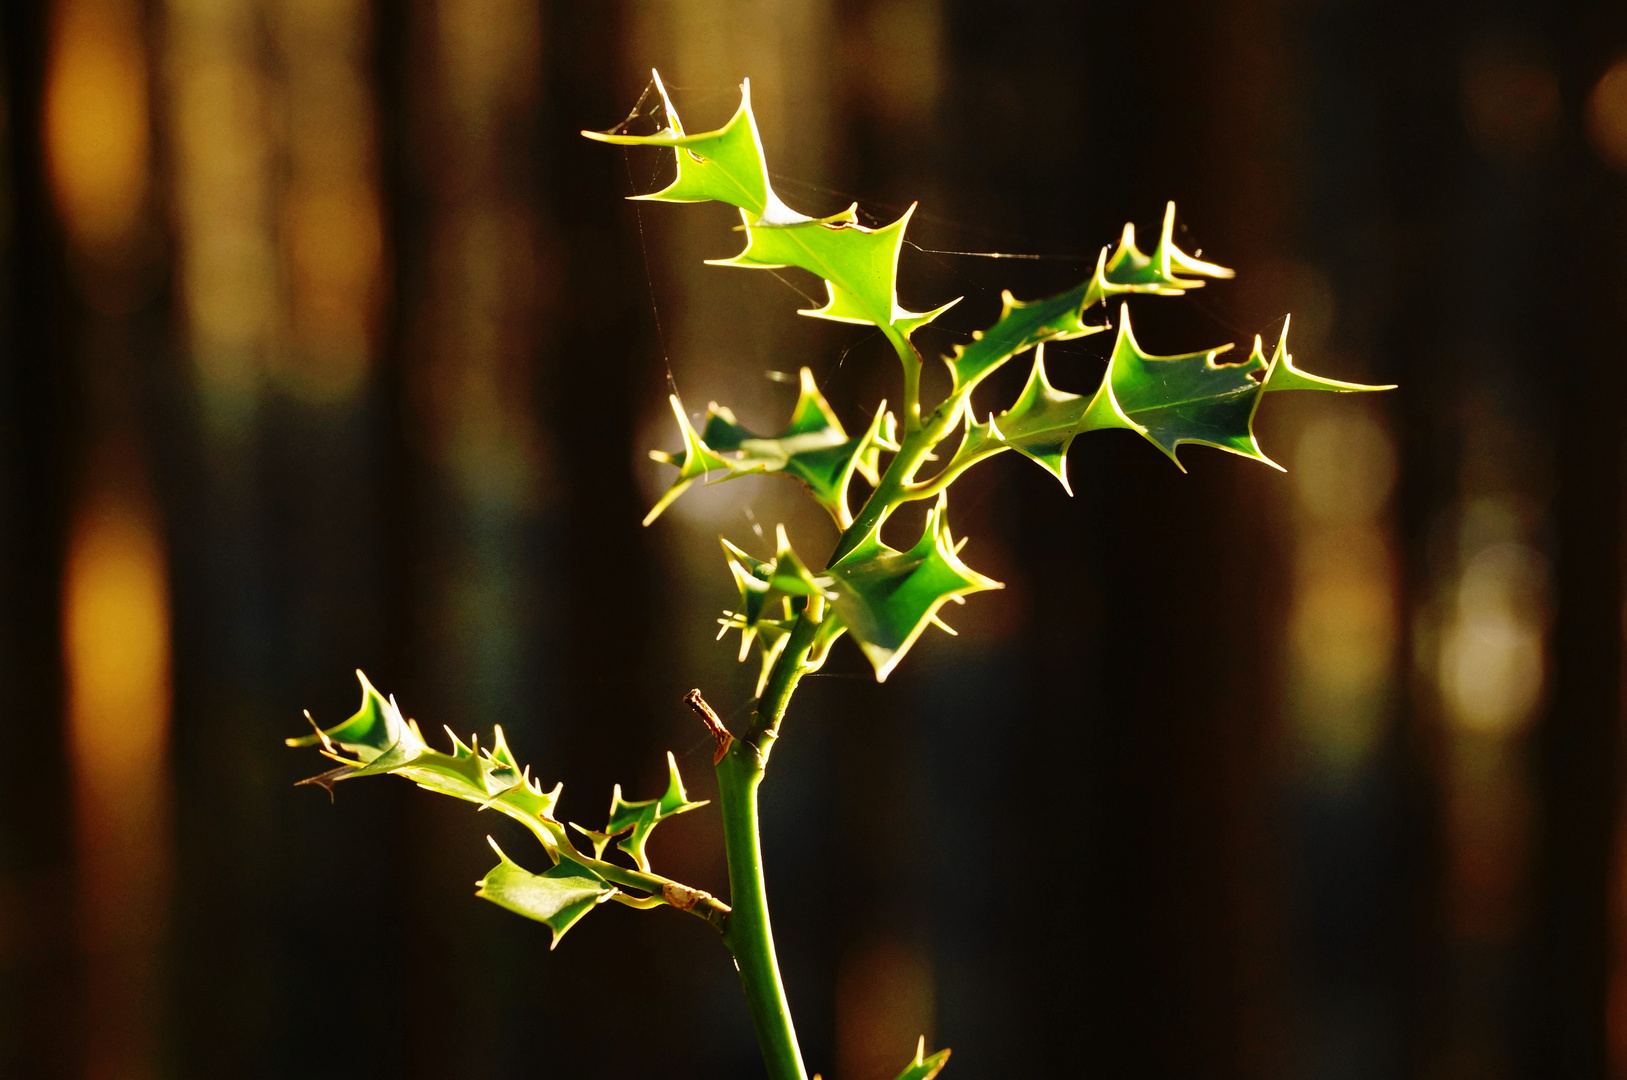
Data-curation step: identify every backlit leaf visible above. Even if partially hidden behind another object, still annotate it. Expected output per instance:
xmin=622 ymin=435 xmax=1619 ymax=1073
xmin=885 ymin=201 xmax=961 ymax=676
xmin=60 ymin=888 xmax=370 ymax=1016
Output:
xmin=584 ymin=72 xmax=953 ymax=340
xmin=477 ymin=840 xmax=617 ymax=949
xmin=892 ymin=1037 xmax=952 ymax=1080
xmin=1103 ymin=201 xmax=1235 ymax=292
xmin=1079 ymin=306 xmax=1391 ymax=471
xmin=828 ymin=495 xmax=1002 ymax=681
xmin=718 ymin=530 xmax=844 ymax=695
xmin=940 ymin=315 xmax=1393 ymax=491
xmin=1077 ymin=303 xmax=1275 ymax=470
xmin=288 ymin=672 xmax=561 ymax=845
xmin=709 ymin=202 xmax=958 ymax=338
xmin=571 ymin=752 xmax=707 ymax=873
xmin=581 ymin=69 xmax=778 ymax=218
xmin=942 ymin=202 xmax=1233 ymax=396
xmin=290 ymin=673 xmax=728 ymax=936
xmin=648 ymin=368 xmax=896 ymax=526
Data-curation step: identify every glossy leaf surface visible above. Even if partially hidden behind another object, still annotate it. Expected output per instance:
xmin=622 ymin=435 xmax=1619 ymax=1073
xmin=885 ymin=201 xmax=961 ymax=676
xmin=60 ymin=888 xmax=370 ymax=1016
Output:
xmin=1083 ymin=307 xmax=1392 ymax=470
xmin=1083 ymin=303 xmax=1276 ymax=469
xmin=582 ymin=70 xmax=777 ymax=217
xmin=1103 ymin=201 xmax=1236 ymax=292
xmin=710 ymin=202 xmax=956 ymax=337
xmin=829 ymin=496 xmax=1002 ymax=680
xmin=478 ymin=841 xmax=617 ymax=949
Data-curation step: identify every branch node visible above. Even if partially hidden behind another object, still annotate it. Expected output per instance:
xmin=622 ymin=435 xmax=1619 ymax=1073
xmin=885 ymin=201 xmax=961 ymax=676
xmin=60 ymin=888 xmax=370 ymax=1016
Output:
xmin=662 ymin=881 xmax=704 ymax=910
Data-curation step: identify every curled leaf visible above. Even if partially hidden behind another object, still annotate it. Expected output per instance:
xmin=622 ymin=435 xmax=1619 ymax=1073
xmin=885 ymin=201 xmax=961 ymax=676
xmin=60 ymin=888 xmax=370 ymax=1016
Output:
xmin=290 ymin=672 xmax=561 ymax=845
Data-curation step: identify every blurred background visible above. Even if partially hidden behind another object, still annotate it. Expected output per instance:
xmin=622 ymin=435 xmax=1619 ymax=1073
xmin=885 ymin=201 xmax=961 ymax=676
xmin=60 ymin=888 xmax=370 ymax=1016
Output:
xmin=2 ymin=0 xmax=1626 ymax=1077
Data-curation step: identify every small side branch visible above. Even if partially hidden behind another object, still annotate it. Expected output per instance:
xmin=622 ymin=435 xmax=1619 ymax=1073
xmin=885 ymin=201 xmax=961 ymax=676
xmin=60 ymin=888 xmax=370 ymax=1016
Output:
xmin=903 ymin=442 xmax=1007 ymax=503
xmin=686 ymin=688 xmax=735 ymax=764
xmin=882 ymin=324 xmax=925 ymax=432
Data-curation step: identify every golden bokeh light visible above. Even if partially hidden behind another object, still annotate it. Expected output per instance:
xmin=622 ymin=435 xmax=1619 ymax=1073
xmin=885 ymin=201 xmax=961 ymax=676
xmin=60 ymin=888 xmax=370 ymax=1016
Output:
xmin=1285 ymin=408 xmax=1399 ymax=776
xmin=284 ymin=183 xmax=382 ymax=396
xmin=273 ymin=0 xmax=383 ymax=402
xmin=44 ymin=0 xmax=149 ymax=252
xmin=1438 ymin=542 xmax=1546 ymax=735
xmin=1587 ymin=57 xmax=1627 ymax=173
xmin=65 ymin=501 xmax=171 ymax=783
xmin=63 ymin=489 xmax=172 ymax=1080
xmin=167 ymin=0 xmax=276 ymax=397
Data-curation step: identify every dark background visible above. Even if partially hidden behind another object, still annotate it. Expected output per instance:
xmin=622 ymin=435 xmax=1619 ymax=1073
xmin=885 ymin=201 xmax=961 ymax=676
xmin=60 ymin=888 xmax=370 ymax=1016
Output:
xmin=3 ymin=0 xmax=1627 ymax=1077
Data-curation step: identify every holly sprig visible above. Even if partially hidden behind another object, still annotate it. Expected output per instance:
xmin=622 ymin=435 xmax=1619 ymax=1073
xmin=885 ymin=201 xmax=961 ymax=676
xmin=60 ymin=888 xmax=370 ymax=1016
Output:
xmin=288 ymin=672 xmax=728 ymax=946
xmin=588 ymin=71 xmax=1391 ymax=690
xmin=292 ymin=70 xmax=1390 ymax=1080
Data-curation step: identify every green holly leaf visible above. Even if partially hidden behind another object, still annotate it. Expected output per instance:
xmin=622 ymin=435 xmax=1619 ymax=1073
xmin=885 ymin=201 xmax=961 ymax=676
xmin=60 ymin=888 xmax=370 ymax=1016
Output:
xmin=477 ymin=839 xmax=617 ymax=949
xmin=1078 ymin=306 xmax=1391 ymax=471
xmin=829 ymin=495 xmax=1002 ymax=681
xmin=1103 ymin=200 xmax=1235 ymax=292
xmin=643 ymin=394 xmax=736 ymax=525
xmin=647 ymin=368 xmax=896 ymax=527
xmin=1259 ymin=315 xmax=1395 ymax=394
xmin=892 ymin=1037 xmax=952 ymax=1080
xmin=571 ymin=752 xmax=706 ymax=872
xmin=584 ymin=72 xmax=952 ymax=340
xmin=286 ymin=668 xmax=401 ymax=758
xmin=720 ymin=536 xmax=778 ymax=648
xmin=581 ymin=69 xmax=778 ymax=219
xmin=945 ymin=274 xmax=1111 ymax=395
xmin=942 ymin=203 xmax=1233 ymax=396
xmin=729 ymin=609 xmax=797 ymax=696
xmin=288 ymin=671 xmax=563 ymax=846
xmin=717 ymin=527 xmax=841 ymax=694
xmin=768 ymin=523 xmax=835 ymax=598
xmin=1076 ymin=302 xmax=1277 ymax=470
xmin=941 ymin=312 xmax=1393 ymax=492
xmin=710 ymin=202 xmax=959 ymax=339
xmin=290 ymin=673 xmax=732 ymax=933
xmin=695 ymin=369 xmax=863 ymax=522
xmin=984 ymin=344 xmax=1091 ymax=491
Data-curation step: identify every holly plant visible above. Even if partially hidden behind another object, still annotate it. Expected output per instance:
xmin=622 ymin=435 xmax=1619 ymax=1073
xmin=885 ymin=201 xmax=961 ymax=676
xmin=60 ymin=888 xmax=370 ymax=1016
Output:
xmin=289 ymin=71 xmax=1391 ymax=1080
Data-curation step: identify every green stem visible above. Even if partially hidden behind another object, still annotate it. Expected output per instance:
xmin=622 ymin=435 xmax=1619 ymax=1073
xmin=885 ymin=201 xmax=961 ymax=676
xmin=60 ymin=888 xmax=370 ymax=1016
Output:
xmin=902 ymin=440 xmax=1008 ymax=504
xmin=586 ymin=854 xmax=731 ymax=930
xmin=710 ymin=325 xmax=968 ymax=1077
xmin=715 ymin=619 xmax=817 ymax=1080
xmin=884 ymin=323 xmax=924 ymax=433
xmin=750 ymin=612 xmax=819 ymax=745
xmin=833 ymin=417 xmax=957 ymax=564
xmin=717 ymin=745 xmax=807 ymax=1080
